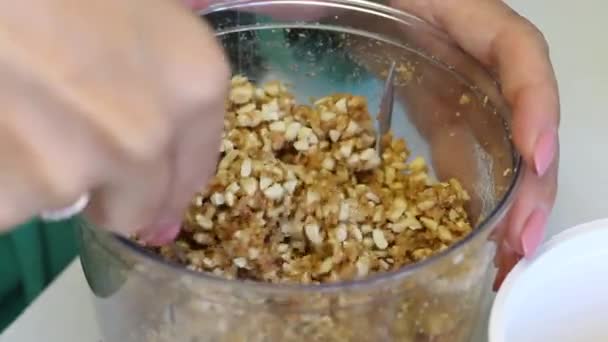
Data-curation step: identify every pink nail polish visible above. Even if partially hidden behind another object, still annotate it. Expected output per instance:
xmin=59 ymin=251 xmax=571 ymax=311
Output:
xmin=521 ymin=208 xmax=548 ymax=259
xmin=141 ymin=223 xmax=181 ymax=246
xmin=534 ymin=129 xmax=557 ymax=176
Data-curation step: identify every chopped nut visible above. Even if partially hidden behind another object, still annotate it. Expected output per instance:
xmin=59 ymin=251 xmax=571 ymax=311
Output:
xmin=230 ymin=75 xmax=248 ymax=86
xmin=335 ymin=224 xmax=348 ymax=242
xmin=403 ymin=216 xmax=423 ymax=230
xmin=269 ymin=121 xmax=286 ymax=132
xmin=210 ymin=192 xmax=225 ymax=206
xmin=224 ymin=192 xmax=236 ymax=207
xmin=356 ymin=257 xmax=370 ymax=277
xmin=259 ymin=177 xmax=273 ymax=190
xmin=417 ymin=200 xmax=436 ymax=211
xmin=321 ymin=111 xmax=337 ymax=121
xmin=335 ymin=97 xmax=348 ymax=114
xmin=248 ymin=248 xmax=260 ymax=260
xmin=193 ymin=195 xmax=203 ymax=207
xmin=230 ymin=84 xmax=253 ymax=104
xmin=264 ymin=81 xmax=280 ymax=96
xmin=365 ymin=192 xmax=380 ymax=203
xmin=240 ymin=158 xmax=252 ymax=177
xmin=305 ymin=223 xmax=323 ymax=245
xmin=220 ymin=139 xmax=234 ymax=153
xmin=372 ymin=229 xmax=388 ymax=250
xmin=233 ymin=257 xmax=248 ymax=268
xmin=420 ymin=217 xmax=438 ymax=230
xmin=347 ymin=153 xmax=360 ymax=167
xmin=437 ymin=226 xmax=453 ymax=242
xmin=317 ymin=258 xmax=333 ymax=274
xmin=459 ymin=93 xmax=471 ymax=105
xmin=344 ymin=120 xmax=360 ymax=136
xmin=226 ymin=182 xmax=240 ymax=194
xmin=306 ymin=190 xmax=321 ymax=205
xmin=322 ymin=157 xmax=336 ymax=171
xmin=195 ymin=214 xmax=213 ymax=230
xmin=237 ymin=103 xmax=256 ymax=115
xmin=387 ymin=198 xmax=407 ymax=222
xmin=240 ymin=177 xmax=257 ymax=196
xmin=293 ymin=140 xmax=310 ymax=151
xmin=339 ymin=203 xmax=350 ymax=222
xmin=264 ymin=183 xmax=285 ymax=200
xmin=409 ymin=156 xmax=426 ymax=172
xmin=283 ymin=180 xmax=298 ymax=194
xmin=350 ymin=225 xmax=363 ymax=241
xmin=329 ymin=129 xmax=341 ymax=142
xmin=339 ymin=141 xmax=353 ymax=158
xmin=193 ymin=232 xmax=212 ymax=244
xmin=359 ymin=148 xmax=376 ymax=161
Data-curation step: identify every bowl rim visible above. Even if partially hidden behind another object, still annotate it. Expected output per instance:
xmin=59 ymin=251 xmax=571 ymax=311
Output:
xmin=103 ymin=0 xmax=524 ymax=295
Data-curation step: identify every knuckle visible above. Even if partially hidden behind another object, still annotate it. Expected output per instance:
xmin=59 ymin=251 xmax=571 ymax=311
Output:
xmin=133 ymin=111 xmax=173 ymax=160
xmin=33 ymin=154 xmax=93 ymax=209
xmin=44 ymin=174 xmax=88 ymax=208
xmin=171 ymin=42 xmax=230 ymax=117
xmin=181 ymin=58 xmax=230 ymax=114
xmin=112 ymin=109 xmax=173 ymax=163
xmin=516 ymin=15 xmax=549 ymax=52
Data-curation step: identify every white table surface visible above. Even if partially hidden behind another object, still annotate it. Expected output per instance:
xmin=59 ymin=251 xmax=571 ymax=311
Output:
xmin=2 ymin=1 xmax=608 ymax=341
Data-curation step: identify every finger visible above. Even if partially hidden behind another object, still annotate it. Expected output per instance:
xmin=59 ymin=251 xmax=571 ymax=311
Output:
xmin=159 ymin=7 xmax=228 ymax=226
xmin=121 ymin=4 xmax=227 ymax=244
xmin=84 ymin=152 xmax=172 ymax=236
xmin=493 ymin=240 xmax=521 ymax=291
xmin=505 ymin=150 xmax=559 ymax=258
xmin=86 ymin=2 xmax=229 ymax=240
xmin=0 ymin=132 xmax=48 ymax=229
xmin=156 ymin=95 xmax=225 ymax=233
xmin=393 ymin=0 xmax=560 ymax=177
xmin=0 ymin=84 xmax=104 ymax=230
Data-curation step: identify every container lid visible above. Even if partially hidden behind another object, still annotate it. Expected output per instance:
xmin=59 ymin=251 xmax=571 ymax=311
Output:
xmin=489 ymin=219 xmax=608 ymax=342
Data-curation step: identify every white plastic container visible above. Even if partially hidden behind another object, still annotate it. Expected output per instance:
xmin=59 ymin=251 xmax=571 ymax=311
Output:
xmin=490 ymin=219 xmax=608 ymax=342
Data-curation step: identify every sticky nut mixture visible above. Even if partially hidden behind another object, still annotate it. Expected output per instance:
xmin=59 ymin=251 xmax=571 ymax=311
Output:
xmin=152 ymin=75 xmax=473 ymax=284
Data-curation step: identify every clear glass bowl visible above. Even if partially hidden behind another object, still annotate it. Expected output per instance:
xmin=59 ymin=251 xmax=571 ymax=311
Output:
xmin=78 ymin=1 xmax=522 ymax=341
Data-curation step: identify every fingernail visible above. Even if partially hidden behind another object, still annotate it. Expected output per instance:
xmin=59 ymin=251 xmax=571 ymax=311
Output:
xmin=534 ymin=128 xmax=557 ymax=176
xmin=141 ymin=222 xmax=181 ymax=246
xmin=521 ymin=208 xmax=548 ymax=259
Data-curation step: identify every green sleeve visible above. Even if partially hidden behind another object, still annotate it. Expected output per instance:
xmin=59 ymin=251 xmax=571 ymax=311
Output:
xmin=0 ymin=218 xmax=78 ymax=332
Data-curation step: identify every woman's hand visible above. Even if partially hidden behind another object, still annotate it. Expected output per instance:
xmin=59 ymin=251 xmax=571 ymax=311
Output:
xmin=0 ymin=0 xmax=229 ymax=244
xmin=390 ymin=0 xmax=559 ymax=288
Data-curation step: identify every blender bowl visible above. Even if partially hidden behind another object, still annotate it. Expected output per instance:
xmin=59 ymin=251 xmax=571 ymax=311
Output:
xmin=78 ymin=1 xmax=522 ymax=341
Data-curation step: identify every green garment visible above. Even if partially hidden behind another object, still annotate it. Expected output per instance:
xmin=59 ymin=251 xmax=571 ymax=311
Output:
xmin=0 ymin=218 xmax=79 ymax=332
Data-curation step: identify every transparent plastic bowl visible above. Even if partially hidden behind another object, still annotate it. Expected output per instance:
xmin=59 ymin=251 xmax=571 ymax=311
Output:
xmin=78 ymin=1 xmax=522 ymax=341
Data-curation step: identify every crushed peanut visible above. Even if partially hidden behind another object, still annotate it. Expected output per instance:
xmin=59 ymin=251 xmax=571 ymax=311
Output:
xmin=148 ymin=76 xmax=473 ymax=284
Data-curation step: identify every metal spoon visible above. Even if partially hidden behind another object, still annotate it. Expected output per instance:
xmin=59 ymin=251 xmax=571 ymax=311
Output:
xmin=375 ymin=61 xmax=397 ymax=156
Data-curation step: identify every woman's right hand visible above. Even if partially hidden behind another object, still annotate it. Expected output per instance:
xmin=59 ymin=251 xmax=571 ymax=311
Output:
xmin=0 ymin=0 xmax=230 ymax=244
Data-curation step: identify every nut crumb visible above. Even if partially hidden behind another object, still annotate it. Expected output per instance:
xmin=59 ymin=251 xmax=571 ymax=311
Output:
xmin=459 ymin=93 xmax=471 ymax=105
